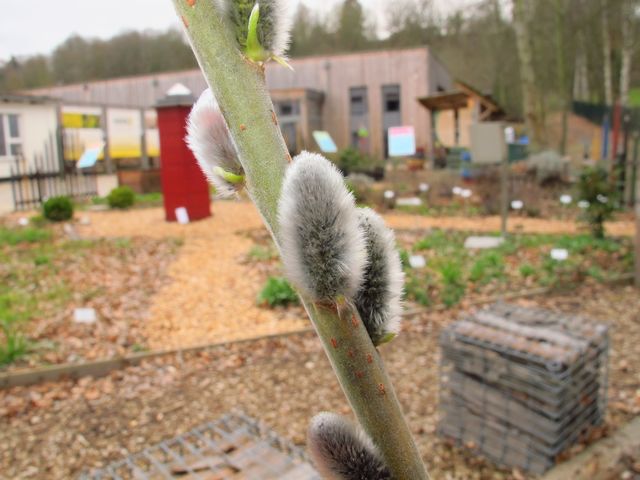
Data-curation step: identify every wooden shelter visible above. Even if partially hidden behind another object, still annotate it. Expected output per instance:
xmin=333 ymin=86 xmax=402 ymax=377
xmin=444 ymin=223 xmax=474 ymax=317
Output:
xmin=418 ymin=81 xmax=506 ymax=149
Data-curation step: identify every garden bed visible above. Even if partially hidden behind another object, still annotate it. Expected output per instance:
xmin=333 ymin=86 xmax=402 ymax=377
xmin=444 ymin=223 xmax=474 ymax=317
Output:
xmin=0 ymin=223 xmax=180 ymax=371
xmin=394 ymin=228 xmax=634 ymax=309
xmin=0 ymin=282 xmax=638 ymax=479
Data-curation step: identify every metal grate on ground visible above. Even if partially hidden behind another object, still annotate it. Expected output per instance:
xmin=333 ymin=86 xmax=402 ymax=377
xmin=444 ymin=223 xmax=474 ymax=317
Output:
xmin=438 ymin=303 xmax=609 ymax=475
xmin=80 ymin=412 xmax=320 ymax=480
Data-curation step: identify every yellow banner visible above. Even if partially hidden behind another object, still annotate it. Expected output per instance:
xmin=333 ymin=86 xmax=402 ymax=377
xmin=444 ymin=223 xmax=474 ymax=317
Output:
xmin=62 ymin=113 xmax=101 ymax=129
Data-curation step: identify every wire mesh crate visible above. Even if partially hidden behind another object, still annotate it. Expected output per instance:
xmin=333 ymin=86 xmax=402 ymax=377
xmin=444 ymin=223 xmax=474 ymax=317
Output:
xmin=80 ymin=412 xmax=320 ymax=480
xmin=438 ymin=303 xmax=609 ymax=475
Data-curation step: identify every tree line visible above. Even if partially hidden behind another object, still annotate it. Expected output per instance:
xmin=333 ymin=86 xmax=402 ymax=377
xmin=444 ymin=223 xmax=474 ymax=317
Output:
xmin=1 ymin=0 xmax=638 ymax=140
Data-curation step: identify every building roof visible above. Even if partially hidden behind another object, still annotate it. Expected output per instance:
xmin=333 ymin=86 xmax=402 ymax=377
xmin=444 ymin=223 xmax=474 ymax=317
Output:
xmin=417 ymin=80 xmax=505 ymax=119
xmin=418 ymin=91 xmax=469 ymax=110
xmin=0 ymin=93 xmax=57 ymax=106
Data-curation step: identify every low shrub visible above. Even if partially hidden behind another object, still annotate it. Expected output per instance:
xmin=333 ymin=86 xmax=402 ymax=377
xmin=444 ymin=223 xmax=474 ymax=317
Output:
xmin=576 ymin=166 xmax=617 ymax=238
xmin=334 ymin=147 xmax=384 ymax=178
xmin=257 ymin=277 xmax=299 ymax=307
xmin=0 ymin=320 xmax=29 ymax=366
xmin=469 ymin=251 xmax=505 ymax=284
xmin=439 ymin=260 xmax=466 ymax=307
xmin=107 ymin=186 xmax=136 ymax=209
xmin=518 ymin=263 xmax=536 ymax=277
xmin=43 ymin=196 xmax=73 ymax=222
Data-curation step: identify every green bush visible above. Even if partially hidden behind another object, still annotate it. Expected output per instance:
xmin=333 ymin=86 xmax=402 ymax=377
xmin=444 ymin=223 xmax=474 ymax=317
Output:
xmin=469 ymin=251 xmax=505 ymax=284
xmin=334 ymin=147 xmax=383 ymax=177
xmin=518 ymin=263 xmax=536 ymax=277
xmin=576 ymin=166 xmax=617 ymax=238
xmin=439 ymin=260 xmax=466 ymax=307
xmin=405 ymin=275 xmax=432 ymax=306
xmin=0 ymin=319 xmax=29 ymax=366
xmin=257 ymin=277 xmax=299 ymax=307
xmin=43 ymin=196 xmax=74 ymax=222
xmin=107 ymin=186 xmax=136 ymax=209
xmin=29 ymin=214 xmax=48 ymax=228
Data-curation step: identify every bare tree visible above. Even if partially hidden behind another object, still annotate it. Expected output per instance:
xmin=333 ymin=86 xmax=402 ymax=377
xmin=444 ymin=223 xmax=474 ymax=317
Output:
xmin=513 ymin=0 xmax=546 ymax=149
xmin=601 ymin=0 xmax=614 ymax=106
xmin=619 ymin=0 xmax=638 ymax=108
xmin=553 ymin=0 xmax=569 ymax=154
xmin=573 ymin=33 xmax=589 ymax=102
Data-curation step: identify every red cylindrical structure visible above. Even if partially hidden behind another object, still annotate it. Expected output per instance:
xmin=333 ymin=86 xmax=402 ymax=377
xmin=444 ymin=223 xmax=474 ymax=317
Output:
xmin=156 ymin=93 xmax=211 ymax=222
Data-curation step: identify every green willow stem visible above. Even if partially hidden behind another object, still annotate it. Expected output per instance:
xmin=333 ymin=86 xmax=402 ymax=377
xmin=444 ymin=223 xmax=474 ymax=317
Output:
xmin=172 ymin=1 xmax=428 ymax=478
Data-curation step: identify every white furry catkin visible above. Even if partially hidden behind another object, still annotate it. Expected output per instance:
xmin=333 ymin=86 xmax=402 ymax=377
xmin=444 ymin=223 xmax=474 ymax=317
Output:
xmin=278 ymin=151 xmax=366 ymax=301
xmin=354 ymin=208 xmax=404 ymax=345
xmin=186 ymin=89 xmax=243 ymax=197
xmin=218 ymin=0 xmax=292 ymax=58
xmin=307 ymin=412 xmax=391 ymax=480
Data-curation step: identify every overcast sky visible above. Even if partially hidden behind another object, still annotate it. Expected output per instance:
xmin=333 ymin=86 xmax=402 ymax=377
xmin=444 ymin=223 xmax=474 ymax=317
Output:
xmin=0 ymin=0 xmax=483 ymax=60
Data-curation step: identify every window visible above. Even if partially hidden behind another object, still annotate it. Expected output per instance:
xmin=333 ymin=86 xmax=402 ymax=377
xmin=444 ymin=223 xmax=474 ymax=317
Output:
xmin=382 ymin=85 xmax=401 ymax=113
xmin=0 ymin=113 xmax=23 ymax=157
xmin=0 ymin=115 xmax=5 ymax=156
xmin=277 ymin=101 xmax=299 ymax=117
xmin=350 ymin=87 xmax=368 ymax=116
xmin=8 ymin=114 xmax=19 ymax=138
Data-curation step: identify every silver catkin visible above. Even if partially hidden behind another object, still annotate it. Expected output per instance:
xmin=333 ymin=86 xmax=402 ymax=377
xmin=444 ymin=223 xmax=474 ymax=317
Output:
xmin=354 ymin=208 xmax=404 ymax=345
xmin=218 ymin=0 xmax=293 ymax=58
xmin=186 ymin=88 xmax=243 ymax=197
xmin=278 ymin=152 xmax=366 ymax=301
xmin=307 ymin=412 xmax=391 ymax=480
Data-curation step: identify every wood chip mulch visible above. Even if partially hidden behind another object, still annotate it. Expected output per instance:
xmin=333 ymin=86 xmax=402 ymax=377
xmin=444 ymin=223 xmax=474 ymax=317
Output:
xmin=1 ymin=283 xmax=638 ymax=480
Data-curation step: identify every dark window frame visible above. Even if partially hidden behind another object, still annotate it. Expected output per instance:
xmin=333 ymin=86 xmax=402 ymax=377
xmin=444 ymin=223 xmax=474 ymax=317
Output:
xmin=349 ymin=86 xmax=368 ymax=116
xmin=8 ymin=114 xmax=20 ymax=138
xmin=382 ymin=84 xmax=401 ymax=113
xmin=0 ymin=115 xmax=6 ymax=156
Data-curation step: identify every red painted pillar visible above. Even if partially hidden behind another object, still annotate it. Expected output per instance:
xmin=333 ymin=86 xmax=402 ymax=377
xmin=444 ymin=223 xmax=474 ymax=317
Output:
xmin=156 ymin=93 xmax=211 ymax=222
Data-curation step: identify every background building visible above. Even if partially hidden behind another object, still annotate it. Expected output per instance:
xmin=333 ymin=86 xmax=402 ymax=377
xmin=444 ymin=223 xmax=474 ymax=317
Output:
xmin=0 ymin=94 xmax=60 ymax=179
xmin=28 ymin=47 xmax=453 ymax=159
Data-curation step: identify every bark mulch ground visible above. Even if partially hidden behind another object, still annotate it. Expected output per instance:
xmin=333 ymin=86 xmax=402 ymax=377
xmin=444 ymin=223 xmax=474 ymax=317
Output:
xmin=1 ymin=283 xmax=638 ymax=480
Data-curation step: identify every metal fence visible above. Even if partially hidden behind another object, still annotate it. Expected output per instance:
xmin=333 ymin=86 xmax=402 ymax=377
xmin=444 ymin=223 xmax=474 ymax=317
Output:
xmin=7 ymin=156 xmax=97 ymax=211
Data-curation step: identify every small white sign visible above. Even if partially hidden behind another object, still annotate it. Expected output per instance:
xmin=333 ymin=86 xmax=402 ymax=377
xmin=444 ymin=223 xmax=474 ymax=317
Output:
xmin=397 ymin=197 xmax=423 ymax=207
xmin=511 ymin=200 xmax=524 ymax=210
xmin=460 ymin=189 xmax=472 ymax=199
xmin=560 ymin=194 xmax=572 ymax=205
xmin=550 ymin=248 xmax=569 ymax=261
xmin=409 ymin=255 xmax=426 ymax=269
xmin=175 ymin=207 xmax=190 ymax=225
xmin=464 ymin=236 xmax=505 ymax=250
xmin=419 ymin=183 xmax=430 ymax=193
xmin=18 ymin=217 xmax=29 ymax=226
xmin=578 ymin=200 xmax=590 ymax=209
xmin=452 ymin=186 xmax=463 ymax=196
xmin=74 ymin=308 xmax=97 ymax=324
xmin=384 ymin=190 xmax=395 ymax=200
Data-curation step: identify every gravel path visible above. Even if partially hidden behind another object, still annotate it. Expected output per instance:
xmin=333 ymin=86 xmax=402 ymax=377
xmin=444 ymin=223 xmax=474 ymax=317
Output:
xmin=76 ymin=200 xmax=307 ymax=349
xmin=69 ymin=200 xmax=636 ymax=350
xmin=384 ymin=212 xmax=635 ymax=236
xmin=1 ymin=283 xmax=638 ymax=480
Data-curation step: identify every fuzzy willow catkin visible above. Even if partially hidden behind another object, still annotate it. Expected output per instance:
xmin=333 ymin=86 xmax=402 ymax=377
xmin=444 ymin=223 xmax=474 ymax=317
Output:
xmin=308 ymin=412 xmax=391 ymax=480
xmin=278 ymin=151 xmax=366 ymax=301
xmin=354 ymin=208 xmax=404 ymax=345
xmin=186 ymin=89 xmax=244 ymax=197
xmin=217 ymin=0 xmax=292 ymax=58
